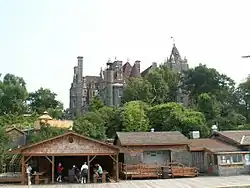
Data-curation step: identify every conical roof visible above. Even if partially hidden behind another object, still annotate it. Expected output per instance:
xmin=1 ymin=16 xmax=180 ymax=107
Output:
xmin=129 ymin=63 xmax=141 ymax=78
xmin=38 ymin=111 xmax=53 ymax=120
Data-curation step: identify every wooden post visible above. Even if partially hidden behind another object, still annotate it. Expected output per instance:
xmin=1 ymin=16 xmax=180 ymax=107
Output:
xmin=52 ymin=156 xmax=55 ymax=184
xmin=116 ymin=154 xmax=119 ymax=182
xmin=87 ymin=155 xmax=90 ymax=183
xmin=21 ymin=156 xmax=25 ymax=184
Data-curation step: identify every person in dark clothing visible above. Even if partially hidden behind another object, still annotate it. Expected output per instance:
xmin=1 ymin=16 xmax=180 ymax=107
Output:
xmin=72 ymin=165 xmax=80 ymax=182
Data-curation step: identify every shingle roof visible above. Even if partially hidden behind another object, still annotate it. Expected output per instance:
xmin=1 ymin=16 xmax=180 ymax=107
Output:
xmin=189 ymin=138 xmax=239 ymax=152
xmin=129 ymin=64 xmax=141 ymax=78
xmin=215 ymin=130 xmax=250 ymax=145
xmin=116 ymin=131 xmax=188 ymax=146
xmin=123 ymin=62 xmax=132 ymax=77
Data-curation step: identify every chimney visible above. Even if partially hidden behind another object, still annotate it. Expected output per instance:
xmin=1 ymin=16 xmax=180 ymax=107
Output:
xmin=77 ymin=56 xmax=83 ymax=81
xmin=135 ymin=60 xmax=141 ymax=73
xmin=151 ymin=128 xmax=154 ymax=132
xmin=211 ymin=124 xmax=218 ymax=133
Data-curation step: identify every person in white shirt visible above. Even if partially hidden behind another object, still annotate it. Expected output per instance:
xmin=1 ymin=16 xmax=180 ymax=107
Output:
xmin=26 ymin=164 xmax=32 ymax=187
xmin=80 ymin=162 xmax=88 ymax=184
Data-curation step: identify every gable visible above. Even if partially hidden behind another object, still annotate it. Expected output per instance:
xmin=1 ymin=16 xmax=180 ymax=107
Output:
xmin=20 ymin=133 xmax=118 ymax=156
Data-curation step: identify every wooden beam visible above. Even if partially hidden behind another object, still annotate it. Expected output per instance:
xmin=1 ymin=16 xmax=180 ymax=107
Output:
xmin=24 ymin=156 xmax=32 ymax=163
xmin=45 ymin=156 xmax=52 ymax=164
xmin=21 ymin=156 xmax=25 ymax=185
xmin=89 ymin=155 xmax=96 ymax=163
xmin=109 ymin=155 xmax=115 ymax=161
xmin=52 ymin=156 xmax=55 ymax=184
xmin=87 ymin=155 xmax=90 ymax=183
xmin=116 ymin=154 xmax=119 ymax=182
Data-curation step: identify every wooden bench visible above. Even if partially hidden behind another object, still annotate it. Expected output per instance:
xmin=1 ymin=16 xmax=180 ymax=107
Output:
xmin=168 ymin=162 xmax=198 ymax=178
xmin=121 ymin=164 xmax=161 ymax=180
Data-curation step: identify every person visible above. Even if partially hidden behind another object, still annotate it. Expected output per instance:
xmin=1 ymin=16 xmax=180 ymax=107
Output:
xmin=56 ymin=163 xmax=63 ymax=182
xmin=26 ymin=164 xmax=32 ymax=187
xmin=72 ymin=165 xmax=80 ymax=182
xmin=96 ymin=164 xmax=103 ymax=176
xmin=80 ymin=162 xmax=88 ymax=184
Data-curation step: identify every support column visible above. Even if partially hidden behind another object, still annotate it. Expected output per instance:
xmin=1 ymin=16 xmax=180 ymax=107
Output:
xmin=87 ymin=155 xmax=90 ymax=183
xmin=52 ymin=156 xmax=55 ymax=184
xmin=116 ymin=154 xmax=119 ymax=182
xmin=21 ymin=156 xmax=25 ymax=184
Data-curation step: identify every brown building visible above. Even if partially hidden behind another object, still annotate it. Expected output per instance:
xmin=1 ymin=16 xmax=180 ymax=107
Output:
xmin=11 ymin=131 xmax=120 ymax=184
xmin=114 ymin=131 xmax=191 ymax=166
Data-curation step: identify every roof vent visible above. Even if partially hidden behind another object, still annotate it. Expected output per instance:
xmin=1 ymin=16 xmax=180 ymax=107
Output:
xmin=190 ymin=131 xmax=200 ymax=139
xmin=211 ymin=124 xmax=218 ymax=132
xmin=151 ymin=128 xmax=154 ymax=132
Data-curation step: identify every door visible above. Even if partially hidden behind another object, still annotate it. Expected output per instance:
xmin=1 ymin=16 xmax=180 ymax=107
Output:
xmin=143 ymin=151 xmax=169 ymax=165
xmin=191 ymin=152 xmax=204 ymax=173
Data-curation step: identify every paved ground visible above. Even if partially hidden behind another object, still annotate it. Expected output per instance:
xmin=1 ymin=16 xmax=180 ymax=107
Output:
xmin=1 ymin=176 xmax=250 ymax=188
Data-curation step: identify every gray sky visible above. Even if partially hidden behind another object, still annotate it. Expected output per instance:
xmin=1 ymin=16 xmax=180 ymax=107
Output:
xmin=1 ymin=0 xmax=250 ymax=108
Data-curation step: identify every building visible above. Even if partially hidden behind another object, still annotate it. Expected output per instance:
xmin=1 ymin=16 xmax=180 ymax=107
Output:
xmin=99 ymin=59 xmax=143 ymax=106
xmin=69 ymin=57 xmax=100 ymax=118
xmin=165 ymin=43 xmax=189 ymax=105
xmin=69 ymin=44 xmax=189 ymax=117
xmin=114 ymin=131 xmax=191 ymax=166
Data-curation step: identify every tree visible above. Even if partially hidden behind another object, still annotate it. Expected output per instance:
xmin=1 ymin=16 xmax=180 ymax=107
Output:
xmin=73 ymin=111 xmax=106 ymax=140
xmin=121 ymin=101 xmax=150 ymax=132
xmin=148 ymin=102 xmax=209 ymax=137
xmin=0 ymin=74 xmax=28 ymax=115
xmin=122 ymin=78 xmax=153 ymax=104
xmin=145 ymin=70 xmax=169 ymax=104
xmin=197 ymin=93 xmax=221 ymax=121
xmin=89 ymin=96 xmax=104 ymax=112
xmin=27 ymin=87 xmax=62 ymax=114
xmin=181 ymin=64 xmax=235 ymax=104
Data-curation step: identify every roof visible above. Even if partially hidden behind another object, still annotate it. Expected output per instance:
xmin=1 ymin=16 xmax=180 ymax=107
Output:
xmin=10 ymin=131 xmax=120 ymax=155
xmin=214 ymin=130 xmax=250 ymax=145
xmin=116 ymin=131 xmax=188 ymax=146
xmin=141 ymin=65 xmax=152 ymax=77
xmin=189 ymin=138 xmax=239 ymax=153
xmin=123 ymin=62 xmax=132 ymax=77
xmin=6 ymin=127 xmax=26 ymax=135
xmin=34 ymin=120 xmax=73 ymax=130
xmin=129 ymin=63 xmax=141 ymax=78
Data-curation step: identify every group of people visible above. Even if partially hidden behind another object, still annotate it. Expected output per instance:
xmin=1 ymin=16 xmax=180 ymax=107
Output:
xmin=57 ymin=162 xmax=103 ymax=184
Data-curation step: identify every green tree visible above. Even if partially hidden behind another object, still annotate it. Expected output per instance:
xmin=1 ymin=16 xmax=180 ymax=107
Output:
xmin=121 ymin=101 xmax=150 ymax=132
xmin=148 ymin=102 xmax=209 ymax=137
xmin=122 ymin=78 xmax=153 ymax=103
xmin=197 ymin=93 xmax=221 ymax=121
xmin=89 ymin=96 xmax=104 ymax=111
xmin=27 ymin=87 xmax=62 ymax=114
xmin=27 ymin=125 xmax=67 ymax=143
xmin=0 ymin=73 xmax=28 ymax=115
xmin=73 ymin=111 xmax=106 ymax=140
xmin=181 ymin=64 xmax=235 ymax=104
xmin=146 ymin=70 xmax=169 ymax=104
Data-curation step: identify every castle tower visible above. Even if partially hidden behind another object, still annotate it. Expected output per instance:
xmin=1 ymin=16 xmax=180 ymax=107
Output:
xmin=69 ymin=56 xmax=84 ymax=118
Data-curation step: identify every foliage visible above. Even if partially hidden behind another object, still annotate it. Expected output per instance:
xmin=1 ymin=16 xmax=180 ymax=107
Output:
xmin=27 ymin=125 xmax=67 ymax=144
xmin=148 ymin=102 xmax=209 ymax=137
xmin=121 ymin=101 xmax=150 ymax=132
xmin=89 ymin=96 xmax=104 ymax=112
xmin=0 ymin=74 xmax=28 ymax=115
xmin=122 ymin=78 xmax=153 ymax=104
xmin=73 ymin=111 xmax=106 ymax=140
xmin=27 ymin=87 xmax=63 ymax=115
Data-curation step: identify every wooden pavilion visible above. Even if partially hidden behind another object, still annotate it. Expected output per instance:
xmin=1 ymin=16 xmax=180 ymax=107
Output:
xmin=10 ymin=131 xmax=120 ymax=184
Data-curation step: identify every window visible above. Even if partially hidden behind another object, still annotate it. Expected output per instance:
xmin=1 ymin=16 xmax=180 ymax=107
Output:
xmin=220 ymin=154 xmax=243 ymax=164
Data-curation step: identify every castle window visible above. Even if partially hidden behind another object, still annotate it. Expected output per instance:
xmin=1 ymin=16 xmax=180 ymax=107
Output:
xmin=73 ymin=100 xmax=76 ymax=107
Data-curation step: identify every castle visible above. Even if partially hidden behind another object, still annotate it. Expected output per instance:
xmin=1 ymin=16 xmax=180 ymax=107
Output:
xmin=69 ymin=44 xmax=189 ymax=118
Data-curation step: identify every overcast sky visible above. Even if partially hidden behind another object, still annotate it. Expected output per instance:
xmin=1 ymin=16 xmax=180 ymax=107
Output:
xmin=1 ymin=0 xmax=250 ymax=108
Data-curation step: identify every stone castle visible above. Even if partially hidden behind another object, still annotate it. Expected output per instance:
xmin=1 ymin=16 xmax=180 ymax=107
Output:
xmin=69 ymin=44 xmax=189 ymax=118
